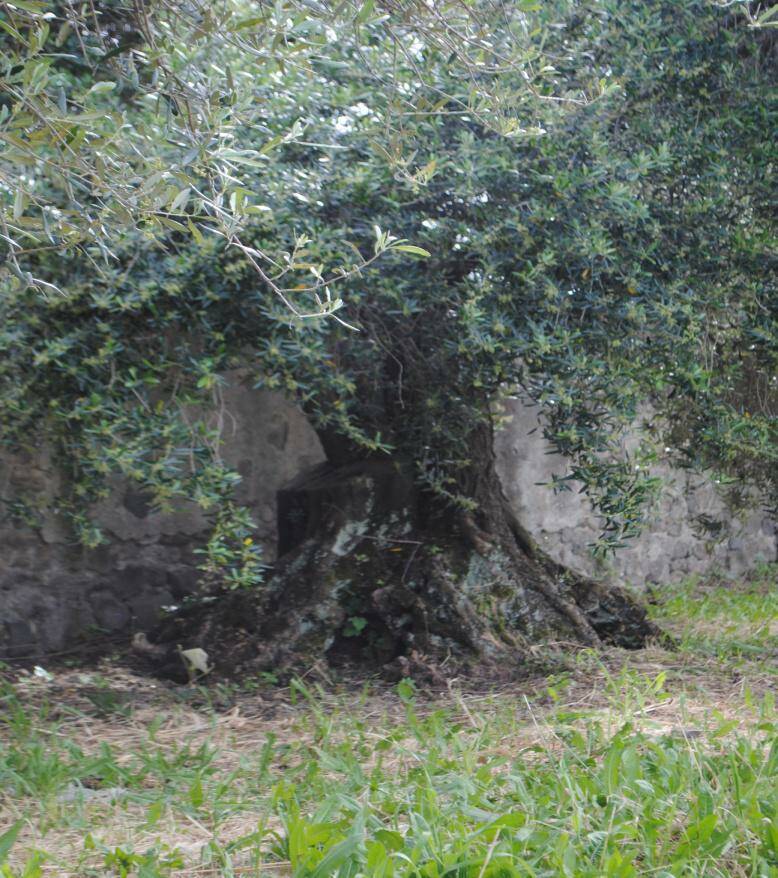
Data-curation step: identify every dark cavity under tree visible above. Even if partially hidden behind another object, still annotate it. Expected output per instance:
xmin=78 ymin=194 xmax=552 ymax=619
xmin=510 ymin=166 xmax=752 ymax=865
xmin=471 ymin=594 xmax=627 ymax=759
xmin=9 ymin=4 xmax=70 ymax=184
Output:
xmin=2 ymin=1 xmax=775 ymax=678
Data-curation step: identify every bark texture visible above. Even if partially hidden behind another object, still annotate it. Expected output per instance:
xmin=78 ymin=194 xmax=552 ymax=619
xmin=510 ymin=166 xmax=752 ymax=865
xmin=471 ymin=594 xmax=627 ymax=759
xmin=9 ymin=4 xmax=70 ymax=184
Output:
xmin=145 ymin=425 xmax=661 ymax=683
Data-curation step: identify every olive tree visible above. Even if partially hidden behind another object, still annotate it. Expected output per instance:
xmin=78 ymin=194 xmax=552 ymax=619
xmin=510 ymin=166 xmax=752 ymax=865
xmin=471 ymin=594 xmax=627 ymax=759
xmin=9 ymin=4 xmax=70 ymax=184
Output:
xmin=1 ymin=0 xmax=775 ymax=676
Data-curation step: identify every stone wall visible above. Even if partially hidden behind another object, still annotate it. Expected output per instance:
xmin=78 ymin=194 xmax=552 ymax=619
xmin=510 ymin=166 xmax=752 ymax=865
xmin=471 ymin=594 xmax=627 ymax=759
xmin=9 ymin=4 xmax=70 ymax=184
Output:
xmin=1 ymin=384 xmax=774 ymax=659
xmin=0 ymin=380 xmax=325 ymax=659
xmin=494 ymin=398 xmax=776 ymax=586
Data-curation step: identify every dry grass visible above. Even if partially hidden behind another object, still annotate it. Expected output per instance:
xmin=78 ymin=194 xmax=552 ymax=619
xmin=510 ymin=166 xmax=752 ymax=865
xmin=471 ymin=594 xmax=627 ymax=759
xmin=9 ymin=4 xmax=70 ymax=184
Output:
xmin=1 ymin=568 xmax=776 ymax=877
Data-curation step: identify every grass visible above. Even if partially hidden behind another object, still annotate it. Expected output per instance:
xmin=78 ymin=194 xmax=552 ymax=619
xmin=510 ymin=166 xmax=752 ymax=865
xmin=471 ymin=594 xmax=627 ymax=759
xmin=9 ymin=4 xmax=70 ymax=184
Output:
xmin=0 ymin=565 xmax=776 ymax=877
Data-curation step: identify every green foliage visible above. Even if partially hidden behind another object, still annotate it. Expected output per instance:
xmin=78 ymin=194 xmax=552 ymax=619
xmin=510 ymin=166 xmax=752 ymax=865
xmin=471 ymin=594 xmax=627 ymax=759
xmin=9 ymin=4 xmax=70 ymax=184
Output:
xmin=102 ymin=846 xmax=184 ymax=878
xmin=343 ymin=616 xmax=369 ymax=638
xmin=0 ymin=823 xmax=22 ymax=866
xmin=0 ymin=0 xmax=775 ymax=570
xmin=196 ymin=503 xmax=265 ymax=591
xmin=0 ymin=0 xmax=547 ymax=304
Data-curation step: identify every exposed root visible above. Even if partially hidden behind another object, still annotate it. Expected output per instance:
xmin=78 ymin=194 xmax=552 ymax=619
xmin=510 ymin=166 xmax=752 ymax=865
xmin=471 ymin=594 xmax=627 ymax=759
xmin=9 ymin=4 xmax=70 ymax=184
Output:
xmin=461 ymin=510 xmax=601 ymax=647
xmin=136 ymin=457 xmax=660 ymax=683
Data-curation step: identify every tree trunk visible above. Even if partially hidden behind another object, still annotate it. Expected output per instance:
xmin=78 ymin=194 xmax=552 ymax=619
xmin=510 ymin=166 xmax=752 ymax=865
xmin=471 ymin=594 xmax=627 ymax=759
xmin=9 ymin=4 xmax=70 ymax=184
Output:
xmin=149 ymin=423 xmax=661 ymax=683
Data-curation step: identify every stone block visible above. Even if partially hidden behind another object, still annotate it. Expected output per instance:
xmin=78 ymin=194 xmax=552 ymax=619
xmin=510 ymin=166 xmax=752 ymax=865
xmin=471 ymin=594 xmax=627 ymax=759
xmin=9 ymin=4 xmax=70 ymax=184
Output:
xmin=166 ymin=568 xmax=200 ymax=599
xmin=1 ymin=619 xmax=36 ymax=658
xmin=89 ymin=589 xmax=131 ymax=631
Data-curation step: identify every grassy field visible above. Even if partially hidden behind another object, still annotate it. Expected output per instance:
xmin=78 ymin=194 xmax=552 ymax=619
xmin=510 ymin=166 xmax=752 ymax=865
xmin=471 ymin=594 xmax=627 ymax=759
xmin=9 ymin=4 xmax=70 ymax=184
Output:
xmin=1 ymin=567 xmax=776 ymax=878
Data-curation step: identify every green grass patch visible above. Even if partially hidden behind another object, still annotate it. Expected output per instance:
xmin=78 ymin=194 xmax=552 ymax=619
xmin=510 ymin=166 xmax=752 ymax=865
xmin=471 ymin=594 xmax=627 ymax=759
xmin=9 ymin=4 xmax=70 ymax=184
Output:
xmin=649 ymin=563 xmax=778 ymax=666
xmin=1 ymin=568 xmax=777 ymax=877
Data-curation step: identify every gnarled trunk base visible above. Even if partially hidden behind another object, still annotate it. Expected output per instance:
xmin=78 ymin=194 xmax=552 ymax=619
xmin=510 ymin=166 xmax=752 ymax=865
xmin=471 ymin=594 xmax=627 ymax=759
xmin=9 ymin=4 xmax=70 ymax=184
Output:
xmin=145 ymin=459 xmax=661 ymax=683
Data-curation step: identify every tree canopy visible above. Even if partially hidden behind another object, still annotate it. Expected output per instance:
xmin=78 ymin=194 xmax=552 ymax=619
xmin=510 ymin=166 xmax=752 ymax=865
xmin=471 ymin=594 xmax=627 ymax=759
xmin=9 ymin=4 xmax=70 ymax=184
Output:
xmin=0 ymin=0 xmax=551 ymax=307
xmin=1 ymin=0 xmax=776 ymax=594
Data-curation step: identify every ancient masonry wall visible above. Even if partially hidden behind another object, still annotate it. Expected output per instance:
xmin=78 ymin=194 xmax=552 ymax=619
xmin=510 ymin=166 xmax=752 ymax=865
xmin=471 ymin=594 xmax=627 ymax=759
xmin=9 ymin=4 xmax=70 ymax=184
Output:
xmin=0 ymin=383 xmax=326 ymax=659
xmin=494 ymin=397 xmax=776 ymax=585
xmin=1 ymin=383 xmax=774 ymax=658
